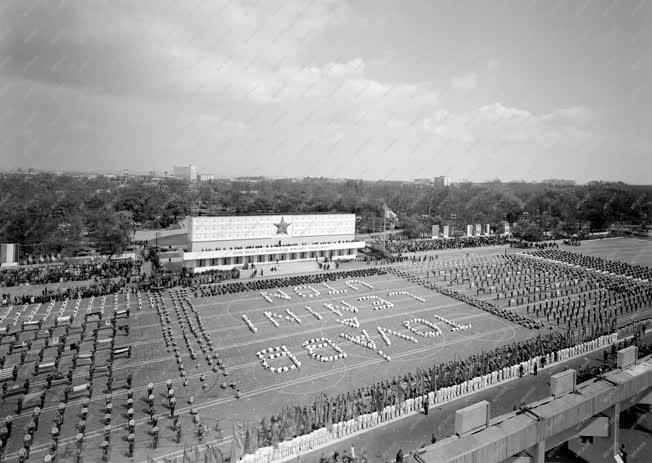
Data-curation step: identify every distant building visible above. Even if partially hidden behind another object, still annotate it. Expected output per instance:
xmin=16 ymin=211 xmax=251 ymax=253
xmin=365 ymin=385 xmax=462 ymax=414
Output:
xmin=434 ymin=176 xmax=451 ymax=187
xmin=233 ymin=176 xmax=266 ymax=182
xmin=0 ymin=243 xmax=19 ymax=267
xmin=182 ymin=213 xmax=364 ymax=272
xmin=197 ymin=174 xmax=215 ymax=182
xmin=173 ymin=165 xmax=198 ymax=182
xmin=414 ymin=178 xmax=432 ymax=185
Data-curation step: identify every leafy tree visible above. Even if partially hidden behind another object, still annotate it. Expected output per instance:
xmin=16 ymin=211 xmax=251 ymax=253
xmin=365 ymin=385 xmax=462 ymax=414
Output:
xmin=513 ymin=221 xmax=544 ymax=242
xmin=148 ymin=246 xmax=162 ymax=270
xmin=399 ymin=214 xmax=429 ymax=238
xmin=1 ymin=172 xmax=650 ymax=256
xmin=86 ymin=211 xmax=133 ymax=257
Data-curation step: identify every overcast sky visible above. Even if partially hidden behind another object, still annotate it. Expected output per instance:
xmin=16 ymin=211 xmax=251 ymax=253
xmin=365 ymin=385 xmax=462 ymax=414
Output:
xmin=1 ymin=0 xmax=650 ymax=183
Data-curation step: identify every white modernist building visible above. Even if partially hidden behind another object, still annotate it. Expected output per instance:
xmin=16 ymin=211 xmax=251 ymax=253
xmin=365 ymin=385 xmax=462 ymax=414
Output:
xmin=182 ymin=213 xmax=365 ymax=272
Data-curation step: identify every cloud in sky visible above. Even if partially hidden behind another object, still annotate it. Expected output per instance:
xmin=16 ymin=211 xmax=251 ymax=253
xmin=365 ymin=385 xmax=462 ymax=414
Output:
xmin=0 ymin=0 xmax=650 ymax=183
xmin=541 ymin=106 xmax=598 ymax=126
xmin=450 ymin=73 xmax=478 ymax=91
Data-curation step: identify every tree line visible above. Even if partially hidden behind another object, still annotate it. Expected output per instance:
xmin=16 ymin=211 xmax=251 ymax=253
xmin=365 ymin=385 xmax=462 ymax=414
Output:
xmin=0 ymin=173 xmax=649 ymax=257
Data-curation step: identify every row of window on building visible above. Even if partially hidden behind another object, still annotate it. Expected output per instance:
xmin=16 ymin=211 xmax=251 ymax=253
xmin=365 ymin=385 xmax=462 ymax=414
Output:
xmin=194 ymin=248 xmax=355 ymax=267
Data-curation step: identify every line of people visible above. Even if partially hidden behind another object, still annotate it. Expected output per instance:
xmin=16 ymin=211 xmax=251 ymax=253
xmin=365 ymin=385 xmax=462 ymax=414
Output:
xmin=193 ymin=268 xmax=389 ymax=298
xmin=240 ymin=331 xmax=571 ymax=451
xmin=530 ymin=249 xmax=652 ymax=281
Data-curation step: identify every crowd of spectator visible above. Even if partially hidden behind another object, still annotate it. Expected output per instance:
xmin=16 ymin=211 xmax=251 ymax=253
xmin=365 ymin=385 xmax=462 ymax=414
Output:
xmin=508 ymin=241 xmax=560 ymax=249
xmin=1 ymin=267 xmax=239 ymax=306
xmin=382 ymin=235 xmax=509 ymax=254
xmin=0 ymin=260 xmax=142 ymax=287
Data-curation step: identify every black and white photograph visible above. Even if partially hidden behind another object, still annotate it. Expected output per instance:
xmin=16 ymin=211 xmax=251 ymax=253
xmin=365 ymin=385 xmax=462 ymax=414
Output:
xmin=0 ymin=1 xmax=651 ymax=462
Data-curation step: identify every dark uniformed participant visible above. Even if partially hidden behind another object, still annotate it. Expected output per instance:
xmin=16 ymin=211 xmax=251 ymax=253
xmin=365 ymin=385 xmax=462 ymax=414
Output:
xmin=127 ymin=433 xmax=135 ymax=456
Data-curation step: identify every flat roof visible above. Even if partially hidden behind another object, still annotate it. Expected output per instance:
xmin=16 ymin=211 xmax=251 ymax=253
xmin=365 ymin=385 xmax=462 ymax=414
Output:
xmin=416 ymin=355 xmax=652 ymax=463
xmin=189 ymin=212 xmax=354 ymax=217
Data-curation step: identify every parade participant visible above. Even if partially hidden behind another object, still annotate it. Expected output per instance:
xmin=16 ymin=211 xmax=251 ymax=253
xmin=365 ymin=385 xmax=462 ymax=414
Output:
xmin=152 ymin=426 xmax=159 ymax=449
xmin=0 ymin=427 xmax=7 ymax=448
xmin=75 ymin=433 xmax=84 ymax=449
xmin=100 ymin=440 xmax=109 ymax=463
xmin=5 ymin=415 xmax=14 ymax=436
xmin=128 ymin=433 xmax=135 ymax=456
xmin=169 ymin=397 xmax=176 ymax=417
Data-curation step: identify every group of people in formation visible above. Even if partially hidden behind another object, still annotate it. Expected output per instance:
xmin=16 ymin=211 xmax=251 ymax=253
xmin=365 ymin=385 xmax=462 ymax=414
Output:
xmin=232 ymin=331 xmax=582 ymax=450
xmin=530 ymin=249 xmax=652 ymax=281
xmin=193 ymin=267 xmax=388 ymax=298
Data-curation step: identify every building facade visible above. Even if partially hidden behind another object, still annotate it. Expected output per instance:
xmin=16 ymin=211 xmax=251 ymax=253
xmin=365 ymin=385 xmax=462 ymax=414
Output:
xmin=434 ymin=176 xmax=451 ymax=187
xmin=173 ymin=165 xmax=198 ymax=182
xmin=182 ymin=213 xmax=365 ymax=272
xmin=0 ymin=243 xmax=19 ymax=267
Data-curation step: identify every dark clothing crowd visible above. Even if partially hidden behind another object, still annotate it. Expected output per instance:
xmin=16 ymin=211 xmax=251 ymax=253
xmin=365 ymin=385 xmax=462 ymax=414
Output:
xmin=529 ymin=249 xmax=652 ymax=282
xmin=0 ymin=260 xmax=142 ymax=287
xmin=1 ymin=267 xmax=239 ymax=306
xmin=193 ymin=268 xmax=388 ymax=298
xmin=508 ymin=241 xmax=560 ymax=249
xmin=382 ymin=235 xmax=509 ymax=254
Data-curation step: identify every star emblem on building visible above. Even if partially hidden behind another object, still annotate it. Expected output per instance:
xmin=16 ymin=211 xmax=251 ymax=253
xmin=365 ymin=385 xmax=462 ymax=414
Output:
xmin=274 ymin=217 xmax=291 ymax=235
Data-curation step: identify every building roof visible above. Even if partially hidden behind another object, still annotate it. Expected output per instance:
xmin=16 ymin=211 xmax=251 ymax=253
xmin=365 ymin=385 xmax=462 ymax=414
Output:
xmin=189 ymin=212 xmax=355 ymax=218
xmin=416 ymin=356 xmax=652 ymax=463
